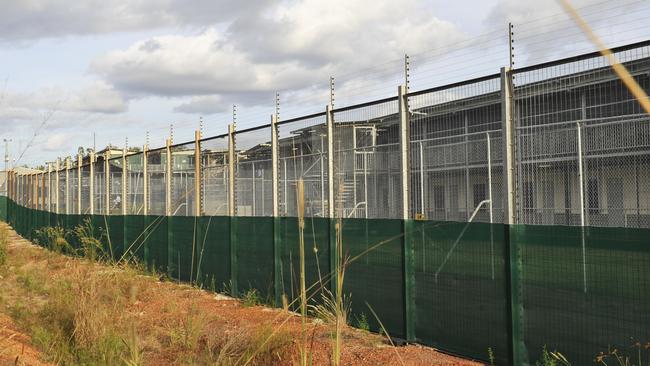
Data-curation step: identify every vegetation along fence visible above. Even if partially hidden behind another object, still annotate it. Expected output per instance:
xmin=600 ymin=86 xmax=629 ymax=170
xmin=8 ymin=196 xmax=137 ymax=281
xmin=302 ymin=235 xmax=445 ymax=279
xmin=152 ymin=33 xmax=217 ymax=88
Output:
xmin=2 ymin=39 xmax=650 ymax=366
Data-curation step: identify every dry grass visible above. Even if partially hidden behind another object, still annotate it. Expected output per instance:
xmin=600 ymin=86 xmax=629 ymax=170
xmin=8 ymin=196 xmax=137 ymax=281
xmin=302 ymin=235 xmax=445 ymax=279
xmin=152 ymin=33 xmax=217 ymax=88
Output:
xmin=0 ymin=223 xmax=296 ymax=366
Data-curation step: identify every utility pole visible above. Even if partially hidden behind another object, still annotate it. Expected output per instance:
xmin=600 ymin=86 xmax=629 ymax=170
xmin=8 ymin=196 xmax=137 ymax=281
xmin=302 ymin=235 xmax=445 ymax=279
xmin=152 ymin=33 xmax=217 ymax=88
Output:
xmin=3 ymin=138 xmax=11 ymax=173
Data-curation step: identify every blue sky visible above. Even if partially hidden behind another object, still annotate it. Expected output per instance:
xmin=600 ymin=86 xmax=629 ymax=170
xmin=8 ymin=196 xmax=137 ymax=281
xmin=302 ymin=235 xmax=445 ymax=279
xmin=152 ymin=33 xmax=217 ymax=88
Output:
xmin=0 ymin=0 xmax=647 ymax=167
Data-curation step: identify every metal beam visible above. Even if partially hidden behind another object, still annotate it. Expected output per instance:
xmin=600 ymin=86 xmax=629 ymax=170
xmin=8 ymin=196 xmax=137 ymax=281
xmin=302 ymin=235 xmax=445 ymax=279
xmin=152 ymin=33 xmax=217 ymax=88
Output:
xmin=143 ymin=144 xmax=148 ymax=216
xmin=105 ymin=152 xmax=110 ymax=215
xmin=78 ymin=154 xmax=82 ymax=214
xmin=65 ymin=157 xmax=70 ymax=215
xmin=228 ymin=124 xmax=235 ymax=217
xmin=122 ymin=148 xmax=127 ymax=215
xmin=501 ymin=67 xmax=516 ymax=225
xmin=195 ymin=130 xmax=202 ymax=216
xmin=501 ymin=66 xmax=527 ymax=366
xmin=89 ymin=151 xmax=95 ymax=214
xmin=166 ymin=139 xmax=172 ymax=216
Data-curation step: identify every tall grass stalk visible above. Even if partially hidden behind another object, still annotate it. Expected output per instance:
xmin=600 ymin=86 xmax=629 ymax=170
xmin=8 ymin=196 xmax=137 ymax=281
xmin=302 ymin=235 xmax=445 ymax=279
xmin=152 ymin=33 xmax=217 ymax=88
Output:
xmin=333 ymin=176 xmax=347 ymax=366
xmin=297 ymin=179 xmax=308 ymax=366
xmin=366 ymin=302 xmax=406 ymax=366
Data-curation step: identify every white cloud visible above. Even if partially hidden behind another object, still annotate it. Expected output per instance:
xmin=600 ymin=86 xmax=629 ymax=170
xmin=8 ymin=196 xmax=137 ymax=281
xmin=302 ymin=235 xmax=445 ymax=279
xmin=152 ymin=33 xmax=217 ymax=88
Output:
xmin=44 ymin=133 xmax=70 ymax=152
xmin=69 ymin=82 xmax=128 ymax=114
xmin=90 ymin=0 xmax=463 ymax=110
xmin=486 ymin=0 xmax=649 ymax=66
xmin=0 ymin=0 xmax=273 ymax=42
xmin=0 ymin=82 xmax=127 ymax=124
xmin=174 ymin=95 xmax=229 ymax=115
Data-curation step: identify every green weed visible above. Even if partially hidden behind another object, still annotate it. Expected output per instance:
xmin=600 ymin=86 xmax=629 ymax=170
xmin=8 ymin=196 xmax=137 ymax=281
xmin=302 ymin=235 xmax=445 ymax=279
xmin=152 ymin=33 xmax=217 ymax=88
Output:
xmin=355 ymin=312 xmax=370 ymax=332
xmin=0 ymin=225 xmax=7 ymax=266
xmin=242 ymin=288 xmax=261 ymax=307
xmin=35 ymin=226 xmax=73 ymax=254
xmin=73 ymin=219 xmax=106 ymax=261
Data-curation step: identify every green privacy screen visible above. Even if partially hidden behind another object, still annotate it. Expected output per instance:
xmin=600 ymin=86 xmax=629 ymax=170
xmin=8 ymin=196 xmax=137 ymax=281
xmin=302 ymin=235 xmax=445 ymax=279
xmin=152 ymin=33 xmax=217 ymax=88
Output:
xmin=124 ymin=215 xmax=146 ymax=262
xmin=168 ymin=216 xmax=198 ymax=282
xmin=341 ymin=218 xmax=406 ymax=339
xmin=144 ymin=216 xmax=168 ymax=273
xmin=515 ymin=224 xmax=650 ymax=364
xmin=233 ymin=216 xmax=275 ymax=300
xmin=279 ymin=217 xmax=330 ymax=310
xmin=5 ymin=199 xmax=650 ymax=366
xmin=196 ymin=216 xmax=231 ymax=292
xmin=413 ymin=221 xmax=508 ymax=363
xmin=0 ymin=195 xmax=7 ymax=221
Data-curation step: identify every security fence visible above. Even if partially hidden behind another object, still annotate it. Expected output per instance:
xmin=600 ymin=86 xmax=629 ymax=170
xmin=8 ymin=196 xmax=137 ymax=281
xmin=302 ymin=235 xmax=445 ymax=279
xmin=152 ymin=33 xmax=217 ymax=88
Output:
xmin=3 ymin=40 xmax=650 ymax=366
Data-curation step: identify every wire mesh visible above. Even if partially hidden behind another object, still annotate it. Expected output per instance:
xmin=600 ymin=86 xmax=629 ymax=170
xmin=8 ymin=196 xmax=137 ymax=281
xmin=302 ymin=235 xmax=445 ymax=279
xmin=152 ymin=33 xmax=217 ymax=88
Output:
xmin=201 ymin=136 xmax=229 ymax=216
xmin=408 ymin=76 xmax=503 ymax=223
xmin=69 ymin=163 xmax=78 ymax=214
xmin=93 ymin=156 xmax=105 ymax=215
xmin=0 ymin=171 xmax=6 ymax=196
xmin=58 ymin=169 xmax=66 ymax=214
xmin=513 ymin=42 xmax=650 ymax=228
xmin=81 ymin=164 xmax=91 ymax=214
xmin=234 ymin=126 xmax=273 ymax=217
xmin=108 ymin=157 xmax=122 ymax=215
xmin=146 ymin=148 xmax=166 ymax=216
xmin=409 ymin=31 xmax=508 ymax=94
xmin=47 ymin=171 xmax=53 ymax=212
xmin=170 ymin=142 xmax=196 ymax=216
xmin=278 ymin=113 xmax=328 ymax=217
xmin=513 ymin=0 xmax=650 ymax=69
xmin=126 ymin=153 xmax=144 ymax=215
xmin=333 ymin=99 xmax=401 ymax=219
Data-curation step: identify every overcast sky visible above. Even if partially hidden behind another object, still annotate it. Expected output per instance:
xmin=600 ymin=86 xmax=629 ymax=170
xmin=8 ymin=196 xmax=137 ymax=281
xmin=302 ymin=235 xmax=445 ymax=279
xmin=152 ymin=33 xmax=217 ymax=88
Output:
xmin=1 ymin=0 xmax=648 ymax=167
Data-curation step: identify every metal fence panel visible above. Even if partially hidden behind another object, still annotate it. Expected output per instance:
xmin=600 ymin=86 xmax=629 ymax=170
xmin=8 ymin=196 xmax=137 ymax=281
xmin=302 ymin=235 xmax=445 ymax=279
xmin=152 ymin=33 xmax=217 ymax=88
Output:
xmin=108 ymin=157 xmax=122 ymax=215
xmin=170 ymin=142 xmax=196 ymax=216
xmin=278 ymin=114 xmax=328 ymax=217
xmin=201 ymin=136 xmax=229 ymax=216
xmin=513 ymin=43 xmax=650 ymax=228
xmin=81 ymin=164 xmax=91 ymax=214
xmin=408 ymin=76 xmax=503 ymax=223
xmin=235 ymin=127 xmax=273 ymax=217
xmin=333 ymin=99 xmax=401 ymax=219
xmin=146 ymin=149 xmax=166 ymax=215
xmin=93 ymin=156 xmax=105 ymax=215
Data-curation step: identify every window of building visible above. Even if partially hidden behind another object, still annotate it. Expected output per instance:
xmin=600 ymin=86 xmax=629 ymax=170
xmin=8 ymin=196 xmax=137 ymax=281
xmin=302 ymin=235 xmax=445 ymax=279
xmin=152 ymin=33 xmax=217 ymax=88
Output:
xmin=523 ymin=182 xmax=535 ymax=209
xmin=473 ymin=183 xmax=486 ymax=208
xmin=588 ymin=178 xmax=600 ymax=214
xmin=434 ymin=185 xmax=445 ymax=210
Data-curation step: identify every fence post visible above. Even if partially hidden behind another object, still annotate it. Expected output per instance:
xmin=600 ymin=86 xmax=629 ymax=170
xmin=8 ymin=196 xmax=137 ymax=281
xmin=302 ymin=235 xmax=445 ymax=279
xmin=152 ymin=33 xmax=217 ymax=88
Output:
xmin=78 ymin=153 xmax=82 ymax=215
xmin=228 ymin=123 xmax=237 ymax=296
xmin=399 ymin=84 xmax=416 ymax=342
xmin=105 ymin=152 xmax=110 ymax=216
xmin=142 ymin=143 xmax=149 ymax=263
xmin=166 ymin=139 xmax=172 ymax=217
xmin=89 ymin=151 xmax=95 ymax=215
xmin=501 ymin=66 xmax=526 ymax=365
xmin=122 ymin=147 xmax=127 ymax=216
xmin=193 ymin=130 xmax=202 ymax=285
xmin=48 ymin=163 xmax=59 ymax=212
xmin=326 ymin=103 xmax=337 ymax=297
xmin=48 ymin=163 xmax=52 ymax=212
xmin=271 ymin=113 xmax=282 ymax=306
xmin=576 ymin=122 xmax=588 ymax=293
xmin=166 ymin=138 xmax=174 ymax=279
xmin=194 ymin=131 xmax=202 ymax=216
xmin=65 ymin=157 xmax=70 ymax=215
xmin=143 ymin=144 xmax=148 ymax=216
